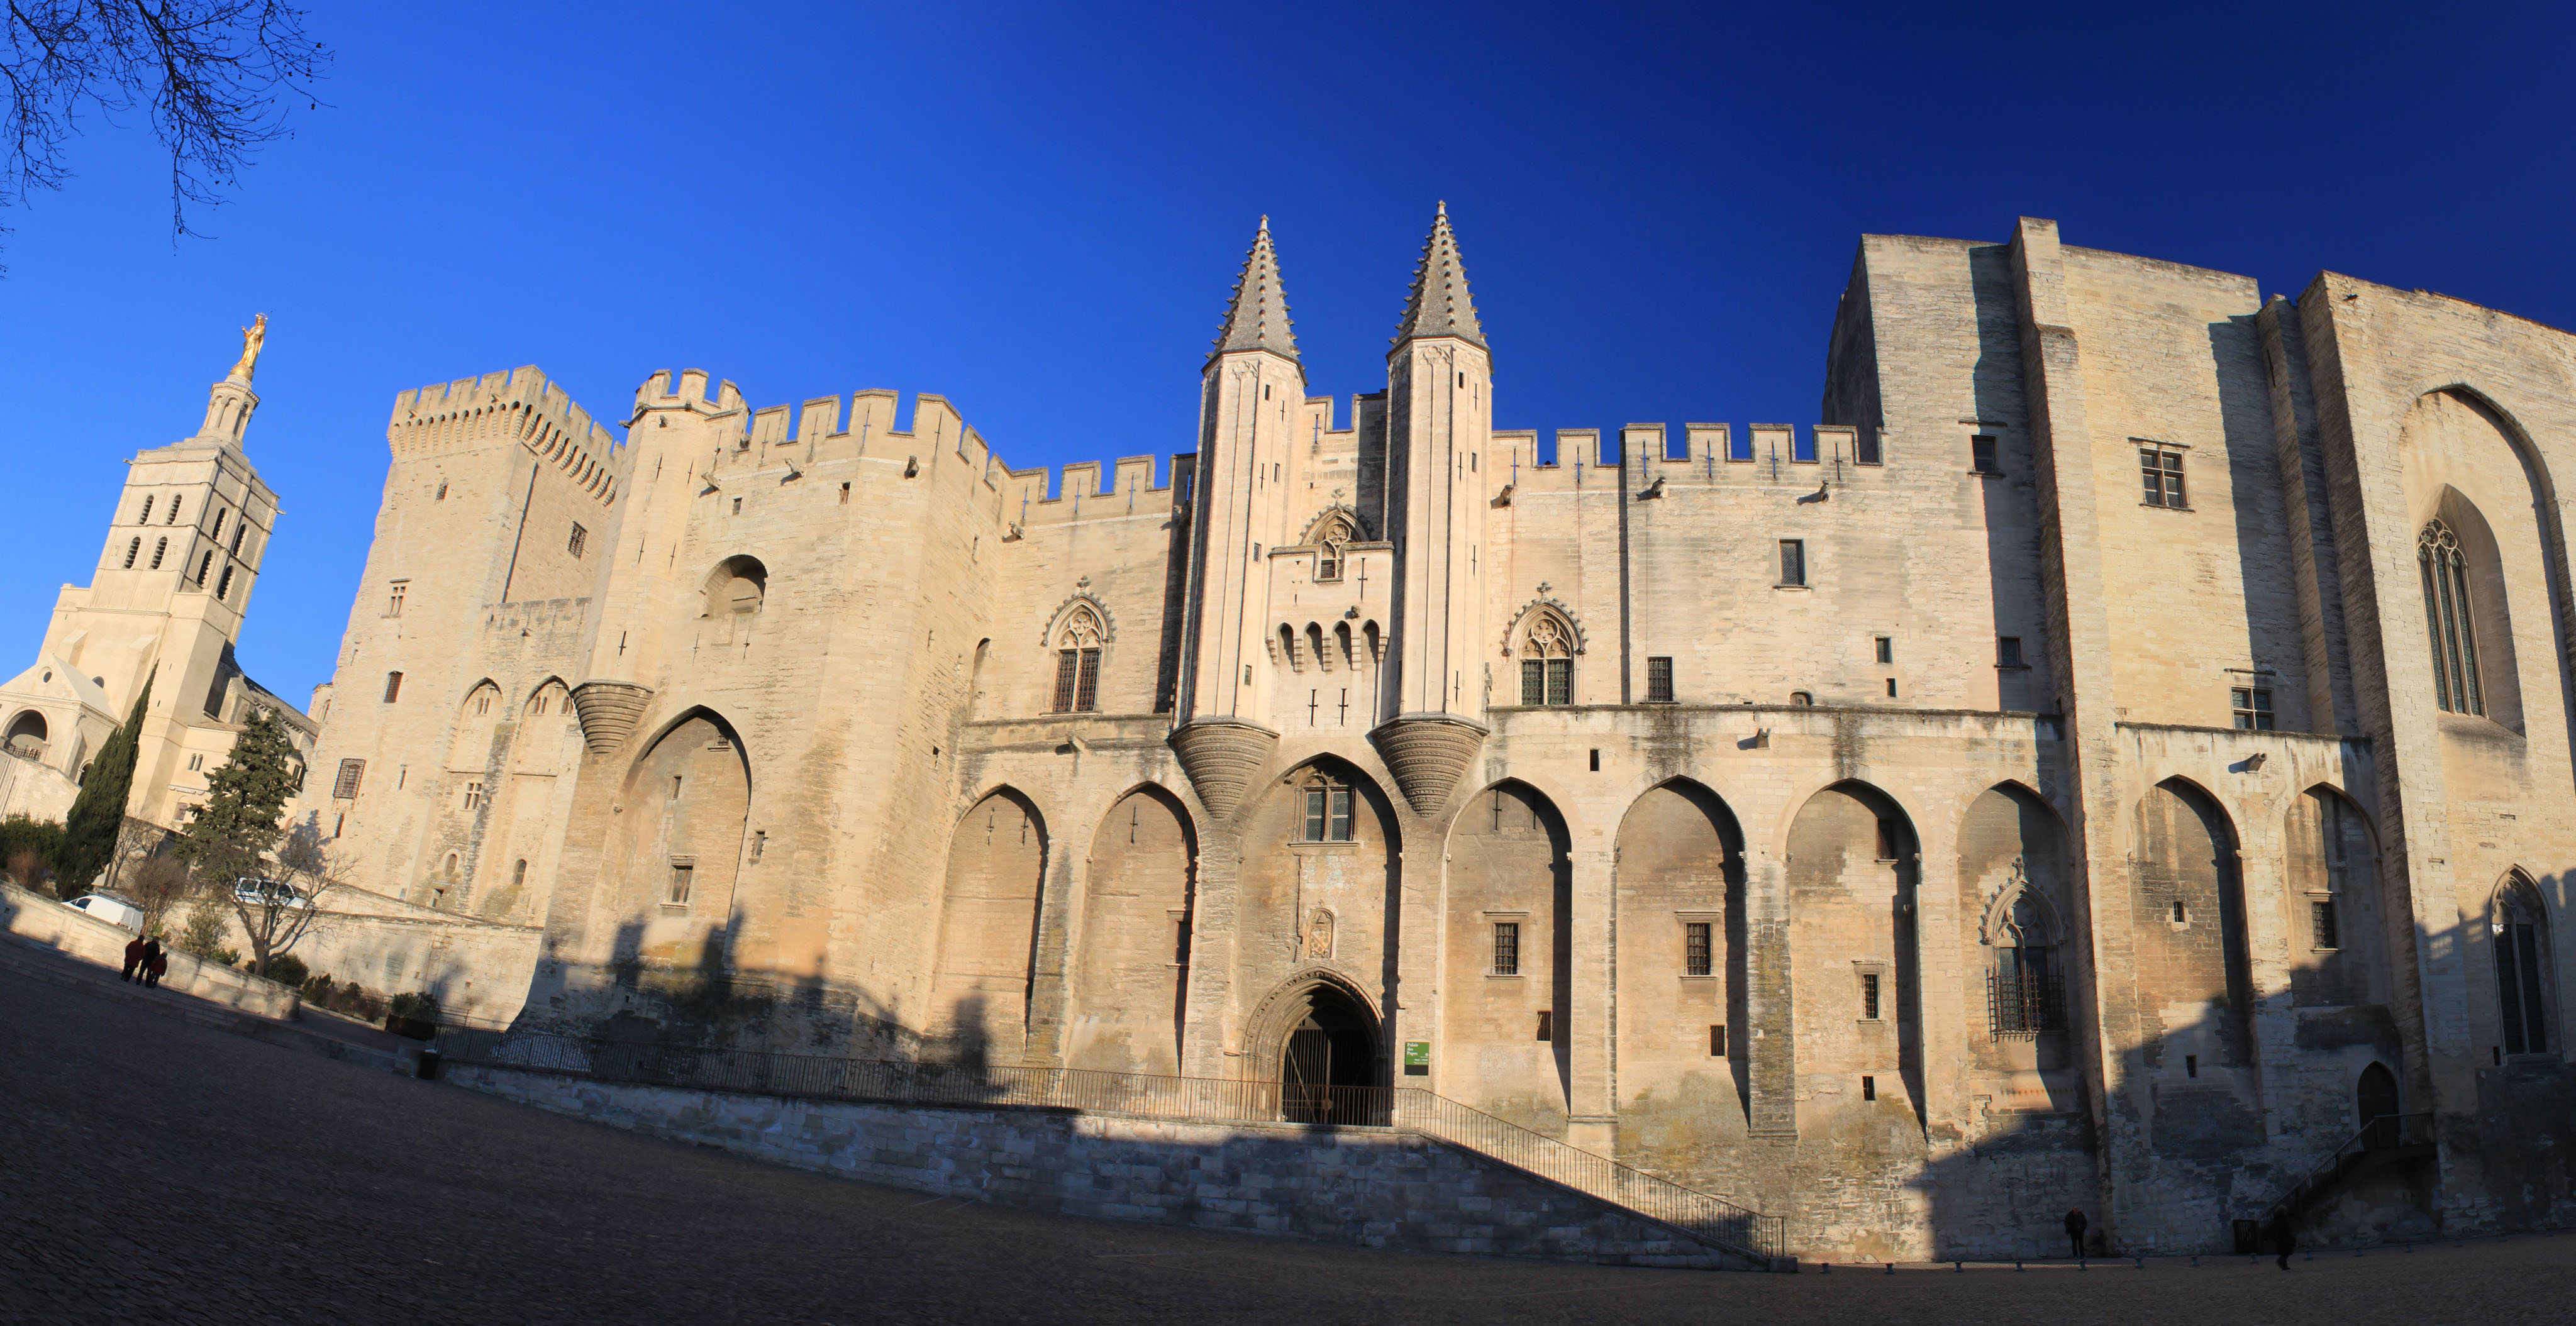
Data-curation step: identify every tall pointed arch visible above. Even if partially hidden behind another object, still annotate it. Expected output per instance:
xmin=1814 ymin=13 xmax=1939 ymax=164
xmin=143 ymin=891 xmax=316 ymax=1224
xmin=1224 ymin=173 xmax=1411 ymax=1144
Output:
xmin=933 ymin=787 xmax=1049 ymax=1067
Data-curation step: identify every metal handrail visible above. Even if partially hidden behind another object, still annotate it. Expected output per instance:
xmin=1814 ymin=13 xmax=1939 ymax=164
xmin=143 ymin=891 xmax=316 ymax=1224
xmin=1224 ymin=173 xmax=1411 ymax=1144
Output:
xmin=434 ymin=1029 xmax=1785 ymax=1261
xmin=2258 ymin=1111 xmax=2434 ymax=1226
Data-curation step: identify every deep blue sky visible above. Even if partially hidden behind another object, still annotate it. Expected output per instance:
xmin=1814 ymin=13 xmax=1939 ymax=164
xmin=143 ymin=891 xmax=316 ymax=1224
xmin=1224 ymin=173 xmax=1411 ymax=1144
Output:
xmin=6 ymin=2 xmax=2572 ymax=707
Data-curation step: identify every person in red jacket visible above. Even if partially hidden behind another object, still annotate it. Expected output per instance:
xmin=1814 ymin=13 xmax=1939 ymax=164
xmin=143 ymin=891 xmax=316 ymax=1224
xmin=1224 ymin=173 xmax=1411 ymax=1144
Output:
xmin=143 ymin=940 xmax=168 ymax=989
xmin=120 ymin=936 xmax=146 ymax=982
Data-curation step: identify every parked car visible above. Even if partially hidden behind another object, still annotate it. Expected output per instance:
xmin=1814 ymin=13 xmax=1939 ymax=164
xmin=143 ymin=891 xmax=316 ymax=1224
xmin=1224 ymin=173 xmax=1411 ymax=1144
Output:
xmin=67 ymin=893 xmax=145 ymax=934
xmin=230 ymin=877 xmax=308 ymax=910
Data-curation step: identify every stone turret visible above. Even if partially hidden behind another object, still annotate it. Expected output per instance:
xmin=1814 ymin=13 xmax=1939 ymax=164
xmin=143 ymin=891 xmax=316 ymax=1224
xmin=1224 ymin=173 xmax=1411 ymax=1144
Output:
xmin=1170 ymin=218 xmax=1309 ymax=819
xmin=1369 ymin=203 xmax=1493 ymax=814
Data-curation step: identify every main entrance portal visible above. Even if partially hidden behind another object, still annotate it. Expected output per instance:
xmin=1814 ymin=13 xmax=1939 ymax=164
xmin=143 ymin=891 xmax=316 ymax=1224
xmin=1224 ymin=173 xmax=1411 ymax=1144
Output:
xmin=1278 ymin=981 xmax=1385 ymax=1125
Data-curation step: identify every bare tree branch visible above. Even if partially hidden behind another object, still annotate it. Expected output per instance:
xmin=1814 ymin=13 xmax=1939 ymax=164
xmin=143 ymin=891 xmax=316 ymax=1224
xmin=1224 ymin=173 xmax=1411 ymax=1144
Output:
xmin=0 ymin=1 xmax=329 ymax=267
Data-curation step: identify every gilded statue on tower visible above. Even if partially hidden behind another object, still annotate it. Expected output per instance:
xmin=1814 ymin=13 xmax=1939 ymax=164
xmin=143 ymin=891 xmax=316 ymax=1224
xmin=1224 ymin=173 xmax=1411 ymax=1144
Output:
xmin=230 ymin=312 xmax=268 ymax=382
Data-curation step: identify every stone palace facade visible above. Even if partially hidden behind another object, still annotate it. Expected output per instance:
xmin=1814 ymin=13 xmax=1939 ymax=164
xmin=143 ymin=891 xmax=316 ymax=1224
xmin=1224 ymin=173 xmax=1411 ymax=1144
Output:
xmin=271 ymin=211 xmax=2574 ymax=1259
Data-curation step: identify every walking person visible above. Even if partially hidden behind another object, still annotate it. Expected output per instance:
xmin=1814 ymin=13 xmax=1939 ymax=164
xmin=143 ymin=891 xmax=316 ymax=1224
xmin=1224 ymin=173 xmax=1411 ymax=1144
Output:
xmin=120 ymin=936 xmax=145 ymax=982
xmin=2064 ymin=1208 xmax=2089 ymax=1260
xmin=142 ymin=937 xmax=167 ymax=989
xmin=2273 ymin=1212 xmax=2296 ymax=1270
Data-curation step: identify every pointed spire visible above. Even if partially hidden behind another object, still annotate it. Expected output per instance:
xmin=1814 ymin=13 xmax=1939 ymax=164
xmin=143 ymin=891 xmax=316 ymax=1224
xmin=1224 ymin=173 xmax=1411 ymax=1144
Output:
xmin=1211 ymin=216 xmax=1298 ymax=364
xmin=1392 ymin=201 xmax=1487 ymax=354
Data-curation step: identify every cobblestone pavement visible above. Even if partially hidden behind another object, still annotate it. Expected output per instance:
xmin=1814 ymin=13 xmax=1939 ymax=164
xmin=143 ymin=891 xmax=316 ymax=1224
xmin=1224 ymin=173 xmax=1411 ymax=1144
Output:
xmin=3 ymin=962 xmax=2570 ymax=1325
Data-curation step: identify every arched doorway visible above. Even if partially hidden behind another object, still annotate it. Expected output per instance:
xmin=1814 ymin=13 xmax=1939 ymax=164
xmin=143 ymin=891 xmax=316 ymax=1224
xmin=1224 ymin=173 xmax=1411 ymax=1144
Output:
xmin=2357 ymin=1062 xmax=2401 ymax=1148
xmin=1279 ymin=979 xmax=1382 ymax=1124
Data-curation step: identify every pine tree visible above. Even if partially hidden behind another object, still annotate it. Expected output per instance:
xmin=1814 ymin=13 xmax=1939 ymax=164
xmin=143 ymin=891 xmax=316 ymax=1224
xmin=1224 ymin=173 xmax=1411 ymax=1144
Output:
xmin=172 ymin=707 xmax=297 ymax=895
xmin=56 ymin=678 xmax=148 ymax=897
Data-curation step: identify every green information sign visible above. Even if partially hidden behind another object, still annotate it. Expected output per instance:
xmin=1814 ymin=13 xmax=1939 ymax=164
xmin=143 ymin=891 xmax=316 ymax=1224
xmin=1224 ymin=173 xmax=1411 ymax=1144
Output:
xmin=1403 ymin=1041 xmax=1431 ymax=1066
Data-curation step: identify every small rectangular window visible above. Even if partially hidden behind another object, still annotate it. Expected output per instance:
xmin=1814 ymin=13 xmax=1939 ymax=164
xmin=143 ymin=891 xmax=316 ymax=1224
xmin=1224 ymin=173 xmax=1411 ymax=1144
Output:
xmin=387 ymin=582 xmax=407 ymax=617
xmin=2312 ymin=900 xmax=2340 ymax=949
xmin=1052 ymin=650 xmax=1079 ymax=712
xmin=1862 ymin=1075 xmax=1877 ymax=1102
xmin=1492 ymin=922 xmax=1521 ymax=976
xmin=731 ymin=497 xmax=742 ymax=514
xmin=1998 ymin=636 xmax=2024 ymax=668
xmin=2141 ymin=448 xmax=2187 ymax=507
xmin=1304 ymin=788 xmax=1326 ymax=842
xmin=1328 ymin=787 xmax=1353 ymax=842
xmin=1862 ymin=971 xmax=1882 ymax=1020
xmin=1535 ymin=1010 xmax=1553 ymax=1042
xmin=1779 ymin=539 xmax=1806 ymax=587
xmin=332 ymin=758 xmax=365 ymax=800
xmin=2185 ymin=1054 xmax=2199 ymax=1078
xmin=382 ymin=671 xmax=403 ymax=703
xmin=567 ymin=523 xmax=588 ymax=558
xmin=2232 ymin=687 xmax=2275 ymax=731
xmin=1971 ymin=435 xmax=2000 ymax=474
xmin=838 ymin=482 xmax=851 ymax=504
xmin=1646 ymin=656 xmax=1674 ymax=704
xmin=462 ymin=780 xmax=485 ymax=810
xmin=668 ymin=863 xmax=694 ymax=905
xmin=1709 ymin=1024 xmax=1727 ymax=1056
xmin=1684 ymin=921 xmax=1712 ymax=976
xmin=1874 ymin=636 xmax=1893 ymax=665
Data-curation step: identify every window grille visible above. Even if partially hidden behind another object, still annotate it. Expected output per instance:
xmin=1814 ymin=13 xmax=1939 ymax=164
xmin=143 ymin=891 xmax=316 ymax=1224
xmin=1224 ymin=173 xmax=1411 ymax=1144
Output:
xmin=215 ymin=565 xmax=233 ymax=600
xmin=1075 ymin=648 xmax=1100 ymax=711
xmin=1862 ymin=972 xmax=1882 ymax=1020
xmin=123 ymin=537 xmax=140 ymax=568
xmin=2231 ymin=687 xmax=2275 ymax=730
xmin=1971 ymin=435 xmax=2000 ymax=474
xmin=567 ymin=522 xmax=587 ymax=558
xmin=150 ymin=538 xmax=167 ymax=570
xmin=2419 ymin=520 xmax=2484 ymax=715
xmin=2140 ymin=448 xmax=2187 ymax=507
xmin=1997 ymin=636 xmax=2023 ymax=668
xmin=382 ymin=671 xmax=403 ymax=703
xmin=138 ymin=496 xmax=154 ymax=524
xmin=196 ymin=551 xmax=214 ymax=585
xmin=1709 ymin=1024 xmax=1727 ymax=1056
xmin=1646 ymin=656 xmax=1674 ymax=704
xmin=168 ymin=496 xmax=183 ymax=524
xmin=332 ymin=758 xmax=365 ymax=800
xmin=668 ymin=863 xmax=694 ymax=905
xmin=1779 ymin=539 xmax=1806 ymax=586
xmin=1546 ymin=658 xmax=1571 ymax=705
xmin=2311 ymin=900 xmax=2339 ymax=950
xmin=1521 ymin=660 xmax=1543 ymax=705
xmin=1987 ymin=967 xmax=2068 ymax=1038
xmin=1535 ymin=1010 xmax=1553 ymax=1042
xmin=1684 ymin=921 xmax=1712 ymax=976
xmin=2497 ymin=891 xmax=2550 ymax=1056
xmin=1492 ymin=921 xmax=1520 ymax=976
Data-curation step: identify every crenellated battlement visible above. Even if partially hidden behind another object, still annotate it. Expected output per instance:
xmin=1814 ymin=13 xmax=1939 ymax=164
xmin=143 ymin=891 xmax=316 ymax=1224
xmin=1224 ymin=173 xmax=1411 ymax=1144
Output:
xmin=996 ymin=454 xmax=1175 ymax=533
xmin=387 ymin=365 xmax=625 ymax=506
xmin=1494 ymin=421 xmax=1870 ymax=495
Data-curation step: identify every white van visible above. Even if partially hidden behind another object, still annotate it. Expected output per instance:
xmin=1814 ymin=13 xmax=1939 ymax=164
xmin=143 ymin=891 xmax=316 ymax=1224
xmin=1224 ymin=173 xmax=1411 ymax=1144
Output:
xmin=67 ymin=893 xmax=145 ymax=934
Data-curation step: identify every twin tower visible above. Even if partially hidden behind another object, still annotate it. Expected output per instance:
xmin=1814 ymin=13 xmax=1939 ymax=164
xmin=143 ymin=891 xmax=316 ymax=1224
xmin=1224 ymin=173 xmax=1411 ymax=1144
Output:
xmin=1170 ymin=206 xmax=1501 ymax=823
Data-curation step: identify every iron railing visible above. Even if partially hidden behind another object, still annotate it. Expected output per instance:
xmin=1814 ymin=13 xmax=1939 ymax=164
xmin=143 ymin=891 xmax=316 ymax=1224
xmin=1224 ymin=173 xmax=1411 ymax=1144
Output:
xmin=433 ymin=1029 xmax=1785 ymax=1262
xmin=1986 ymin=970 xmax=2067 ymax=1039
xmin=2259 ymin=1111 xmax=2435 ymax=1227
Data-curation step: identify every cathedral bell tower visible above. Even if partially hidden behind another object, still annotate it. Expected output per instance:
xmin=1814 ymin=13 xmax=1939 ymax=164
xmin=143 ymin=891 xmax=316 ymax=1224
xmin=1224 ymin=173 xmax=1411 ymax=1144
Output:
xmin=1369 ymin=204 xmax=1493 ymax=815
xmin=1169 ymin=218 xmax=1306 ymax=820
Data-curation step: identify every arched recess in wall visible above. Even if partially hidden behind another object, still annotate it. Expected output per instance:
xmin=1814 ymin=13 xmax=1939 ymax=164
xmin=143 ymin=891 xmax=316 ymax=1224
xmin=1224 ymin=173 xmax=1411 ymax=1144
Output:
xmin=1232 ymin=756 xmax=1403 ymax=1091
xmin=1614 ymin=778 xmax=1752 ymax=1142
xmin=448 ymin=680 xmax=504 ymax=771
xmin=1785 ymin=780 xmax=1924 ymax=1128
xmin=1443 ymin=780 xmax=1575 ymax=1132
xmin=1957 ymin=782 xmax=2080 ymax=1111
xmin=2134 ymin=778 xmax=2256 ymax=1069
xmin=596 ymin=709 xmax=752 ymax=979
xmin=700 ymin=556 xmax=767 ymax=647
xmin=2419 ymin=495 xmax=2524 ymax=732
xmin=3 ymin=709 xmax=47 ymax=757
xmin=2284 ymin=785 xmax=2384 ymax=1009
xmin=2399 ymin=388 xmax=2575 ymax=750
xmin=513 ymin=679 xmax=575 ymax=775
xmin=931 ymin=787 xmax=1048 ymax=1068
xmin=1065 ymin=785 xmax=1196 ymax=1075
xmin=2489 ymin=871 xmax=2557 ymax=1061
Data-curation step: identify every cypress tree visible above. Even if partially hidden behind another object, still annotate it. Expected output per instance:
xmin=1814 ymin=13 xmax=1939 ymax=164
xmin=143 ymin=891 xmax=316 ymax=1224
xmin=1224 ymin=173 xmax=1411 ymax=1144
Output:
xmin=172 ymin=707 xmax=297 ymax=893
xmin=57 ymin=678 xmax=148 ymax=897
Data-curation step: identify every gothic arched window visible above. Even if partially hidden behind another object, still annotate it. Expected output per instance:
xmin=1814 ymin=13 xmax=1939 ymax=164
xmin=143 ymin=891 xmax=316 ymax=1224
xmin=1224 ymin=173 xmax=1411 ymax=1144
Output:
xmin=1519 ymin=614 xmax=1574 ymax=706
xmin=2420 ymin=520 xmax=2485 ymax=715
xmin=2495 ymin=877 xmax=2553 ymax=1058
xmin=1987 ymin=880 xmax=2067 ymax=1037
xmin=1052 ymin=606 xmax=1103 ymax=712
xmin=1317 ymin=517 xmax=1351 ymax=582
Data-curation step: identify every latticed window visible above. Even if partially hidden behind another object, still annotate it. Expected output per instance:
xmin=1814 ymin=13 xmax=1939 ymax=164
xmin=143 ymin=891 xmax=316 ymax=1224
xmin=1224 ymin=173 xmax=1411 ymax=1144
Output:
xmin=2231 ymin=687 xmax=2274 ymax=730
xmin=1492 ymin=921 xmax=1521 ymax=976
xmin=2140 ymin=448 xmax=2187 ymax=507
xmin=1051 ymin=605 xmax=1104 ymax=712
xmin=2496 ymin=883 xmax=2551 ymax=1056
xmin=2419 ymin=520 xmax=2484 ymax=715
xmin=1684 ymin=921 xmax=1712 ymax=976
xmin=1988 ymin=890 xmax=2067 ymax=1038
xmin=1518 ymin=614 xmax=1574 ymax=705
xmin=331 ymin=758 xmax=365 ymax=800
xmin=1646 ymin=656 xmax=1674 ymax=704
xmin=1301 ymin=782 xmax=1355 ymax=842
xmin=2311 ymin=900 xmax=2339 ymax=950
